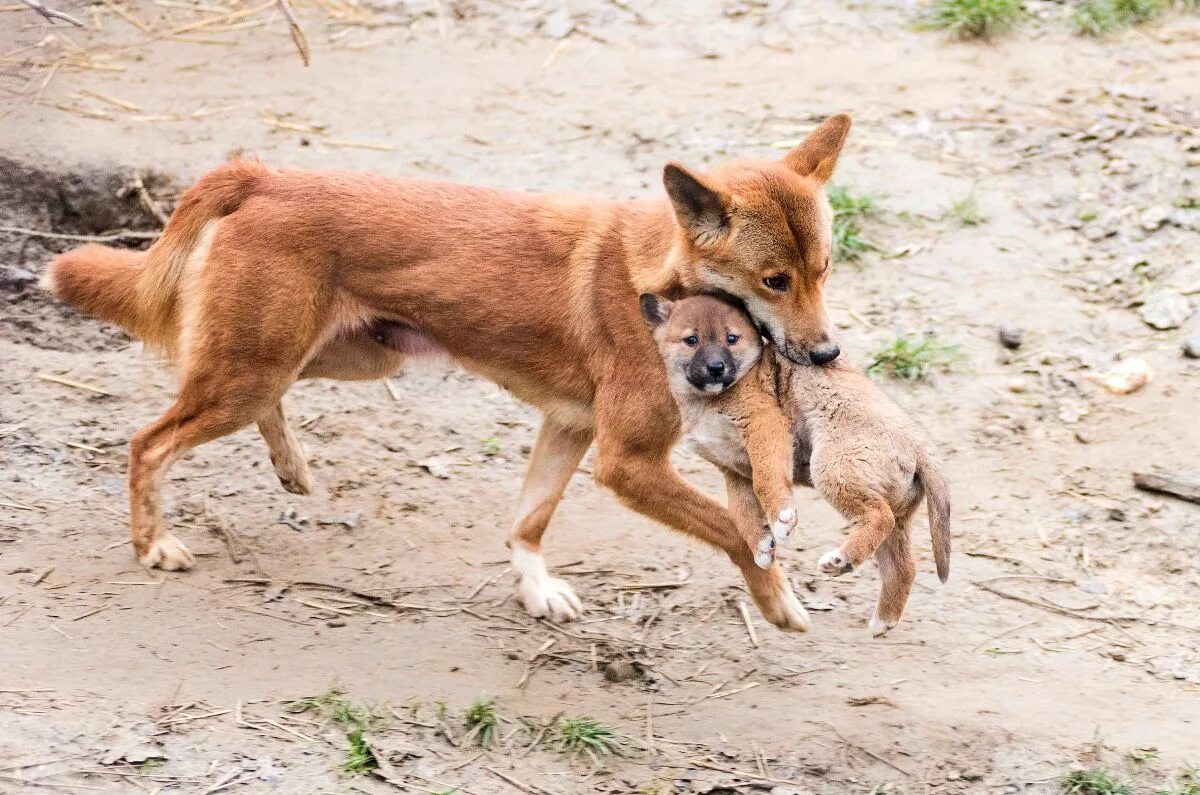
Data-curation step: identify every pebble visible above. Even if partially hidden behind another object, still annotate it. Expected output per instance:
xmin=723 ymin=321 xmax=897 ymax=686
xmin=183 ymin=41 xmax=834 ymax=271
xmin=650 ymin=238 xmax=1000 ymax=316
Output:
xmin=1139 ymin=290 xmax=1192 ymax=330
xmin=1183 ymin=333 xmax=1200 ymax=359
xmin=603 ymin=660 xmax=640 ymax=683
xmin=326 ymin=619 xmax=346 ymax=628
xmin=1007 ymin=376 xmax=1027 ymax=393
xmin=997 ymin=324 xmax=1023 ymax=350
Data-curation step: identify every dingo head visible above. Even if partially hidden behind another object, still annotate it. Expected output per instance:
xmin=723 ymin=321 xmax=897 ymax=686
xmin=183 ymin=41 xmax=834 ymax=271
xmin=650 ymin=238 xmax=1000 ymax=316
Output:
xmin=661 ymin=113 xmax=851 ymax=366
xmin=640 ymin=293 xmax=762 ymax=397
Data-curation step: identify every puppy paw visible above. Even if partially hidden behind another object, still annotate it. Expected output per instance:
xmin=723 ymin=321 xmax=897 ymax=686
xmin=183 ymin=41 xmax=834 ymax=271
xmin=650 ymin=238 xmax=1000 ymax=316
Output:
xmin=818 ymin=547 xmax=852 ymax=576
xmin=869 ymin=615 xmax=897 ymax=637
xmin=138 ymin=533 xmax=195 ymax=571
xmin=770 ymin=505 xmax=797 ymax=543
xmin=754 ymin=533 xmax=776 ymax=570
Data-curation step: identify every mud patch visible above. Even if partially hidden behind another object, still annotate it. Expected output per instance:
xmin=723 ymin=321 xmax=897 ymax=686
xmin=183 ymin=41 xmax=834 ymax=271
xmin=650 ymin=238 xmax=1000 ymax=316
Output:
xmin=0 ymin=157 xmax=177 ymax=352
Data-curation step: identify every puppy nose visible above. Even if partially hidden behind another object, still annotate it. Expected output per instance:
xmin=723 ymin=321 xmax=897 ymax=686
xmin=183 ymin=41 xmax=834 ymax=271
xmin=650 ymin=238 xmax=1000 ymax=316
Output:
xmin=707 ymin=361 xmax=726 ymax=377
xmin=810 ymin=342 xmax=840 ymax=365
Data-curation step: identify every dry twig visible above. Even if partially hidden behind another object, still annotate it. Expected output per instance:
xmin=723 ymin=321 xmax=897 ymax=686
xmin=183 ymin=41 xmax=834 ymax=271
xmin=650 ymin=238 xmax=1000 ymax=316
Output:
xmin=19 ymin=0 xmax=83 ymax=27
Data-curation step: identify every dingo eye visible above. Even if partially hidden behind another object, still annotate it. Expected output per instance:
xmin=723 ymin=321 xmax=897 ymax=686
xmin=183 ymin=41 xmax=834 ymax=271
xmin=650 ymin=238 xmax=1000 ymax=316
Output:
xmin=683 ymin=335 xmax=698 ymax=347
xmin=763 ymin=274 xmax=789 ymax=291
xmin=726 ymin=334 xmax=739 ymax=345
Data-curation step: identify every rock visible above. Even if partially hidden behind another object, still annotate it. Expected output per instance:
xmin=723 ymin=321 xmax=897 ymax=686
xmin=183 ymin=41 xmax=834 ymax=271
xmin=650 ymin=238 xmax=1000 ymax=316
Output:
xmin=1097 ymin=357 xmax=1153 ymax=394
xmin=603 ymin=660 xmax=640 ymax=683
xmin=997 ymin=324 xmax=1023 ymax=349
xmin=1007 ymin=376 xmax=1027 ymax=394
xmin=1139 ymin=204 xmax=1172 ymax=231
xmin=1183 ymin=333 xmax=1200 ymax=359
xmin=1139 ymin=291 xmax=1191 ymax=330
xmin=1 ymin=265 xmax=37 ymax=290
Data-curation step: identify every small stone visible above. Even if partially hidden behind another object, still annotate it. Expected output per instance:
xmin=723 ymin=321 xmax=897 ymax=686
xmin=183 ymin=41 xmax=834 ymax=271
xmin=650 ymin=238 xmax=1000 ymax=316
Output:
xmin=603 ymin=660 xmax=640 ymax=683
xmin=1140 ymin=204 xmax=1172 ymax=231
xmin=1139 ymin=291 xmax=1192 ymax=330
xmin=946 ymin=770 xmax=961 ymax=781
xmin=1074 ymin=430 xmax=1093 ymax=444
xmin=1107 ymin=508 xmax=1127 ymax=522
xmin=997 ymin=324 xmax=1024 ymax=349
xmin=1007 ymin=376 xmax=1027 ymax=394
xmin=326 ymin=619 xmax=346 ymax=628
xmin=1183 ymin=333 xmax=1200 ymax=359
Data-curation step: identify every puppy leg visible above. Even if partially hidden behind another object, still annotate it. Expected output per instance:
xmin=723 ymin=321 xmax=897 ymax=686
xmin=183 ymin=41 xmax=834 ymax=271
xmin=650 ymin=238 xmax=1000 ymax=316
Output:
xmin=728 ymin=389 xmax=796 ymax=544
xmin=870 ymin=523 xmax=915 ymax=636
xmin=817 ymin=496 xmax=894 ymax=576
xmin=721 ymin=468 xmax=775 ymax=571
xmin=507 ymin=419 xmax=593 ymax=623
xmin=258 ymin=401 xmax=315 ymax=496
xmin=725 ymin=470 xmax=811 ymax=631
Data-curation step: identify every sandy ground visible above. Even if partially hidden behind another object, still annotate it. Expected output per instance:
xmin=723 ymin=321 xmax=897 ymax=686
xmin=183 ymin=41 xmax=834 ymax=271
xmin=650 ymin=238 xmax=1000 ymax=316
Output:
xmin=2 ymin=1 xmax=1199 ymax=793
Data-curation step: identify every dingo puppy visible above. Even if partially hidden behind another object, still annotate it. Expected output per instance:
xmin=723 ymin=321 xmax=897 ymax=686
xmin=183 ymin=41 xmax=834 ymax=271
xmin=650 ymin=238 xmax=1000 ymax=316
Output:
xmin=644 ymin=295 xmax=950 ymax=635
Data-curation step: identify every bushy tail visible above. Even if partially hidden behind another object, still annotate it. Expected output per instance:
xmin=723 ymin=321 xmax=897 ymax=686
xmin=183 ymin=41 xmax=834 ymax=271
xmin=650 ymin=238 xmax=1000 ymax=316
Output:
xmin=919 ymin=458 xmax=951 ymax=583
xmin=43 ymin=158 xmax=268 ymax=352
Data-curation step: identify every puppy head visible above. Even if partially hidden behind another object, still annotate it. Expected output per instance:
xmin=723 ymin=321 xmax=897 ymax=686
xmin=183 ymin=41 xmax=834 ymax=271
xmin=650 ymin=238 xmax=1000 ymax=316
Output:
xmin=640 ymin=293 xmax=763 ymax=396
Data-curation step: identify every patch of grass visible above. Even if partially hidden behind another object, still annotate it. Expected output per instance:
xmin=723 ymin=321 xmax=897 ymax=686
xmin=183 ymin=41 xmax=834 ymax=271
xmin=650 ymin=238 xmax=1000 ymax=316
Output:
xmin=866 ymin=333 xmax=963 ymax=381
xmin=285 ymin=688 xmax=378 ymax=776
xmin=1061 ymin=767 xmax=1133 ymax=795
xmin=1158 ymin=769 xmax=1200 ymax=795
xmin=1128 ymin=746 xmax=1159 ymax=763
xmin=463 ymin=698 xmax=499 ymax=748
xmin=1071 ymin=0 xmax=1166 ymax=35
xmin=480 ymin=435 xmax=501 ymax=456
xmin=946 ymin=191 xmax=987 ymax=226
xmin=555 ymin=716 xmax=619 ymax=759
xmin=827 ymin=185 xmax=879 ymax=262
xmin=914 ymin=0 xmax=1027 ymax=38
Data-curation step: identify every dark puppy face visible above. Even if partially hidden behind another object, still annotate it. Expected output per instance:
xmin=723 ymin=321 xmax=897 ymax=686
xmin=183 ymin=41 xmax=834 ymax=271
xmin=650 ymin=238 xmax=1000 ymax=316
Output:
xmin=641 ymin=294 xmax=763 ymax=396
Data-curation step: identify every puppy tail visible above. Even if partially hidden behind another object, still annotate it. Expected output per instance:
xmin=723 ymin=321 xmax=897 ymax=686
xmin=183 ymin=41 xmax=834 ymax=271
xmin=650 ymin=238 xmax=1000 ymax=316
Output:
xmin=919 ymin=458 xmax=951 ymax=583
xmin=44 ymin=157 xmax=268 ymax=353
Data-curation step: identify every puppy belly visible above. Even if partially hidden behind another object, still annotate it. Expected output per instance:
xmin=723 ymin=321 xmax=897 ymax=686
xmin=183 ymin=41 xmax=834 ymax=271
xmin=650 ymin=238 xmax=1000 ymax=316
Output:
xmin=686 ymin=412 xmax=751 ymax=478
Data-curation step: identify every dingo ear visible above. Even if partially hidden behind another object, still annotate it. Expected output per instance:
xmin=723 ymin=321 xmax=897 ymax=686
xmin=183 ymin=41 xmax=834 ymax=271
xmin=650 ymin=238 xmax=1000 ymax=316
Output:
xmin=639 ymin=293 xmax=673 ymax=327
xmin=782 ymin=113 xmax=852 ymax=184
xmin=663 ymin=163 xmax=730 ymax=245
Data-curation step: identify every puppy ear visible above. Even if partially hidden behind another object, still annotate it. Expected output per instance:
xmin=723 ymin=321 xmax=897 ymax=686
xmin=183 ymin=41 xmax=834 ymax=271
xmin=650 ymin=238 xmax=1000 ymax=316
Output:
xmin=663 ymin=163 xmax=730 ymax=245
xmin=639 ymin=293 xmax=673 ymax=327
xmin=782 ymin=113 xmax=852 ymax=184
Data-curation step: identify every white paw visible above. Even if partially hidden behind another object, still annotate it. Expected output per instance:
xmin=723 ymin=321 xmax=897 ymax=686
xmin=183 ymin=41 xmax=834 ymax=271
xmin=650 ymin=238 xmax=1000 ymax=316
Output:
xmin=869 ymin=615 xmax=897 ymax=637
xmin=818 ymin=547 xmax=851 ymax=576
xmin=139 ymin=533 xmax=195 ymax=571
xmin=772 ymin=582 xmax=813 ymax=633
xmin=770 ymin=506 xmax=797 ymax=543
xmin=519 ymin=576 xmax=582 ymax=623
xmin=511 ymin=546 xmax=582 ymax=623
xmin=754 ymin=533 xmax=776 ymax=570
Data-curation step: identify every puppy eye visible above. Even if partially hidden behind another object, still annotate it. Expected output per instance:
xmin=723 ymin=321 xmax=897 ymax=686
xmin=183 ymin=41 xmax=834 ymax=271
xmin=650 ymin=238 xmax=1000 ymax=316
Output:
xmin=726 ymin=334 xmax=739 ymax=345
xmin=763 ymin=274 xmax=789 ymax=292
xmin=683 ymin=335 xmax=698 ymax=347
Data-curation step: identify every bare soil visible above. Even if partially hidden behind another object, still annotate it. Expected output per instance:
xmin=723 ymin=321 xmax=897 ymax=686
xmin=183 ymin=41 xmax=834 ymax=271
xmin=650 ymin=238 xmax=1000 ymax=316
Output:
xmin=2 ymin=2 xmax=1199 ymax=793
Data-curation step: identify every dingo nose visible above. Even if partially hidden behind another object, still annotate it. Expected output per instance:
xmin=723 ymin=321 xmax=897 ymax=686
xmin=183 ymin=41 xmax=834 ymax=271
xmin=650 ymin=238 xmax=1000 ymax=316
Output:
xmin=706 ymin=361 xmax=726 ymax=377
xmin=810 ymin=342 xmax=840 ymax=365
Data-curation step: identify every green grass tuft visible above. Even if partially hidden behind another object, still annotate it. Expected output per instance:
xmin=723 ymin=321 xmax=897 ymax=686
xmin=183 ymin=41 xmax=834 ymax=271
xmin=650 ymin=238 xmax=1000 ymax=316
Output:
xmin=1157 ymin=769 xmax=1200 ymax=795
xmin=464 ymin=698 xmax=499 ymax=748
xmin=556 ymin=716 xmax=619 ymax=759
xmin=915 ymin=0 xmax=1027 ymax=38
xmin=285 ymin=688 xmax=378 ymax=775
xmin=866 ymin=333 xmax=963 ymax=381
xmin=480 ymin=435 xmax=501 ymax=456
xmin=1072 ymin=0 xmax=1166 ymax=35
xmin=946 ymin=191 xmax=987 ymax=226
xmin=1061 ymin=767 xmax=1133 ymax=795
xmin=827 ymin=185 xmax=879 ymax=262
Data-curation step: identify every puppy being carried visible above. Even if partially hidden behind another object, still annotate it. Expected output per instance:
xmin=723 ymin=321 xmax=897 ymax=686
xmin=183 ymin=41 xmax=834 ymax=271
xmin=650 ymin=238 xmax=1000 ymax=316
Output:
xmin=643 ymin=294 xmax=951 ymax=636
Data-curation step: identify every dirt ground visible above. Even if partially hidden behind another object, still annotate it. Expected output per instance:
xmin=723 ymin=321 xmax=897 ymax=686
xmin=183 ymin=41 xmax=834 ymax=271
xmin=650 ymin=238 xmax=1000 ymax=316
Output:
xmin=2 ymin=1 xmax=1199 ymax=793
